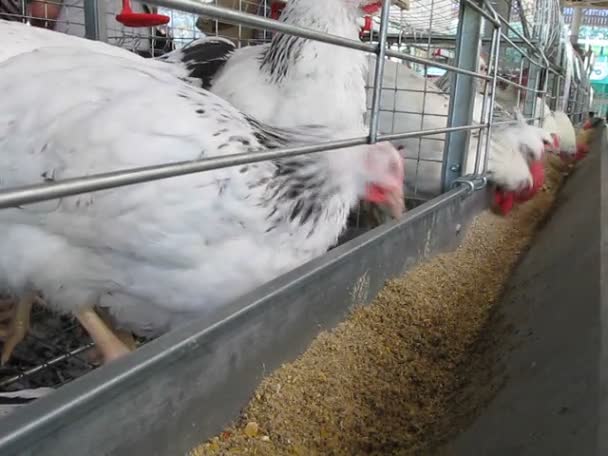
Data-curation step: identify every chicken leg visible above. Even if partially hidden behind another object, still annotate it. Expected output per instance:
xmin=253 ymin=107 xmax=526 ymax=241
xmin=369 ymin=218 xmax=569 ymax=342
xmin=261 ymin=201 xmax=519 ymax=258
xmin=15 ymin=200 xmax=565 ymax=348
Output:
xmin=97 ymin=307 xmax=138 ymax=351
xmin=83 ymin=308 xmax=137 ymax=365
xmin=0 ymin=291 xmax=40 ymax=365
xmin=76 ymin=307 xmax=132 ymax=363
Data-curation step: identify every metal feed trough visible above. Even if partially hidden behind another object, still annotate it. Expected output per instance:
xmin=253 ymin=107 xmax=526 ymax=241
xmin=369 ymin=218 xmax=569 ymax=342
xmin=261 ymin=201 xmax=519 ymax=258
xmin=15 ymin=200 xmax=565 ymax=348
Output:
xmin=0 ymin=0 xmax=588 ymax=454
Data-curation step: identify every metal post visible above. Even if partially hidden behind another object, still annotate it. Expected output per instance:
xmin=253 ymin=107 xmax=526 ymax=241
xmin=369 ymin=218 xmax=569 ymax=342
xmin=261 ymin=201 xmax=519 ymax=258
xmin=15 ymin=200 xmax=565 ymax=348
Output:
xmin=368 ymin=0 xmax=392 ymax=144
xmin=476 ymin=2 xmax=501 ymax=177
xmin=572 ymin=85 xmax=579 ymax=121
xmin=552 ymin=74 xmax=561 ymax=111
xmin=523 ymin=60 xmax=540 ymax=123
xmin=441 ymin=0 xmax=482 ymax=191
xmin=571 ymin=7 xmax=583 ymax=46
xmin=483 ymin=0 xmax=509 ymax=44
xmin=83 ymin=0 xmax=107 ymax=42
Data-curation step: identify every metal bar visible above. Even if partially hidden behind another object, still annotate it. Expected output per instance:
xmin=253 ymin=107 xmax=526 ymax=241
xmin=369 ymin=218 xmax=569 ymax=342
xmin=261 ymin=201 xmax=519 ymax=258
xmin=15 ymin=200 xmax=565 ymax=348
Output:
xmin=463 ymin=0 xmax=500 ymax=26
xmin=476 ymin=4 xmax=501 ymax=176
xmin=83 ymin=0 xmax=107 ymax=42
xmin=412 ymin=0 xmax=438 ymax=197
xmin=384 ymin=48 xmax=491 ymax=80
xmin=500 ymin=32 xmax=545 ymax=68
xmin=571 ymin=7 xmax=583 ymax=45
xmin=142 ymin=0 xmax=490 ymax=81
xmin=367 ymin=0 xmax=391 ymax=143
xmin=143 ymin=0 xmax=375 ymax=53
xmin=375 ymin=108 xmax=448 ymax=118
xmin=441 ymin=0 xmax=483 ymax=191
xmin=523 ymin=61 xmax=541 ymax=120
xmin=364 ymin=33 xmax=535 ymax=46
xmin=0 ymin=138 xmax=362 ymax=209
xmin=497 ymin=75 xmax=543 ymax=93
xmin=376 ymin=124 xmax=489 ymax=143
xmin=0 ymin=122 xmax=494 ymax=209
xmin=0 ymin=344 xmax=95 ymax=389
xmin=372 ymin=88 xmax=446 ymax=95
xmin=513 ymin=0 xmax=531 ymax=40
xmin=494 ymin=9 xmax=538 ymax=52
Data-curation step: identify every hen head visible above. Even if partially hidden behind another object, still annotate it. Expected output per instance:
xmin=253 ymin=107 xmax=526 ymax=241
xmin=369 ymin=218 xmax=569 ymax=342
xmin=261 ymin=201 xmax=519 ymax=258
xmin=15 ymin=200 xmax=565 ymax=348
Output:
xmin=360 ymin=141 xmax=405 ymax=219
xmin=491 ymin=124 xmax=546 ymax=215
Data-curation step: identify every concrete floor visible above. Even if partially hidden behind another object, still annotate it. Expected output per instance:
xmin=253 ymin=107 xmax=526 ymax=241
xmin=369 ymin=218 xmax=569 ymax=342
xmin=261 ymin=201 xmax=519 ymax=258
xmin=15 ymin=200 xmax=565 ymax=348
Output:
xmin=445 ymin=132 xmax=605 ymax=456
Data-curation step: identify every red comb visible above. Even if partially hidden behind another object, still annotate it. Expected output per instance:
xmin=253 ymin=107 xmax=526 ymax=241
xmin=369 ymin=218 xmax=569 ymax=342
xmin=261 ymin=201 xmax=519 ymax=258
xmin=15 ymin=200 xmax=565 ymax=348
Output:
xmin=494 ymin=190 xmax=515 ymax=216
xmin=362 ymin=1 xmax=382 ymax=14
xmin=116 ymin=0 xmax=169 ymax=27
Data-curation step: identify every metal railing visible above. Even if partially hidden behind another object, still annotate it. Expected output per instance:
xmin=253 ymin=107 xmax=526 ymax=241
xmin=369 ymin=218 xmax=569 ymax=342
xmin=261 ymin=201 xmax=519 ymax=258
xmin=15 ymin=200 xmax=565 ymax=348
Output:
xmin=0 ymin=0 xmax=593 ymax=392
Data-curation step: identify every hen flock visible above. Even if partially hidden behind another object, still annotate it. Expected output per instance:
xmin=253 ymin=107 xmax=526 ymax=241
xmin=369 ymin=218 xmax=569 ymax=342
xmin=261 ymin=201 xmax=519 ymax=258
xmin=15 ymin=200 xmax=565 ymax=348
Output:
xmin=0 ymin=0 xmax=590 ymax=367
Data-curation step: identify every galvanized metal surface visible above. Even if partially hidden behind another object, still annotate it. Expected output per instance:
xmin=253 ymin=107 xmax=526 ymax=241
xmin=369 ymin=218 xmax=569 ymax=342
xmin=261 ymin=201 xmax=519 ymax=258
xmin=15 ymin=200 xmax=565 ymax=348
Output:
xmin=0 ymin=0 xmax=591 ymax=452
xmin=441 ymin=1 xmax=483 ymax=191
xmin=0 ymin=186 xmax=488 ymax=456
xmin=367 ymin=0 xmax=391 ymax=143
xmin=83 ymin=0 xmax=106 ymax=42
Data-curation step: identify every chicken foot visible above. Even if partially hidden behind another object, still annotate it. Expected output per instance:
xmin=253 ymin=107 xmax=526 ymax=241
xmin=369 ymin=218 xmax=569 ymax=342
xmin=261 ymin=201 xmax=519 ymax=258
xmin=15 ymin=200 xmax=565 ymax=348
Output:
xmin=0 ymin=291 xmax=40 ymax=365
xmin=83 ymin=308 xmax=137 ymax=365
xmin=76 ymin=307 xmax=132 ymax=363
xmin=98 ymin=308 xmax=137 ymax=351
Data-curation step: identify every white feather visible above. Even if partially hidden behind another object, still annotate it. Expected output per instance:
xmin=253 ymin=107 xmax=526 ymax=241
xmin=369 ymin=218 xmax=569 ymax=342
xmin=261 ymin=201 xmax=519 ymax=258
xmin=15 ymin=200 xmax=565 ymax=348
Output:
xmin=0 ymin=43 xmax=377 ymax=336
xmin=552 ymin=111 xmax=577 ymax=156
xmin=366 ymin=56 xmax=535 ymax=197
xmin=0 ymin=19 xmax=146 ymax=63
xmin=207 ymin=0 xmax=369 ymax=136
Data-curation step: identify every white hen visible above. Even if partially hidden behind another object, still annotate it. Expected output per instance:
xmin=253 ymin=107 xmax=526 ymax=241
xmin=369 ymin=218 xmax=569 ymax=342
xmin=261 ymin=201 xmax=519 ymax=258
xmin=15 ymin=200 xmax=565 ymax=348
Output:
xmin=367 ymin=56 xmax=541 ymax=199
xmin=552 ymin=110 xmax=577 ymax=158
xmin=0 ymin=43 xmax=403 ymax=363
xmin=161 ymin=0 xmax=382 ymax=136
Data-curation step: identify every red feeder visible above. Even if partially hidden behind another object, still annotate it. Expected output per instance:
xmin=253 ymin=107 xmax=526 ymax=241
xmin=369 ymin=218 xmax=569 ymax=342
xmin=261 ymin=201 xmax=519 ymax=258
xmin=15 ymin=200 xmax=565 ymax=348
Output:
xmin=362 ymin=1 xmax=383 ymax=15
xmin=359 ymin=15 xmax=373 ymax=38
xmin=359 ymin=2 xmax=382 ymax=38
xmin=116 ymin=0 xmax=170 ymax=27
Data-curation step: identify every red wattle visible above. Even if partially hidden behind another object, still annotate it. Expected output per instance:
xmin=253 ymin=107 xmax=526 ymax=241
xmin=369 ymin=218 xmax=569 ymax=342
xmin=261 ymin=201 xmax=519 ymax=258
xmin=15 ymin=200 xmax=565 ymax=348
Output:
xmin=365 ymin=183 xmax=386 ymax=204
xmin=493 ymin=190 xmax=515 ymax=216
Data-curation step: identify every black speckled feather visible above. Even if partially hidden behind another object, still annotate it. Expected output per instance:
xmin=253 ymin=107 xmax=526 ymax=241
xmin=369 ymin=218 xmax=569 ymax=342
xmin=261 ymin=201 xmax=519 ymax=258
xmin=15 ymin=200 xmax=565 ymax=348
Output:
xmin=158 ymin=38 xmax=236 ymax=89
xmin=241 ymin=117 xmax=340 ymax=234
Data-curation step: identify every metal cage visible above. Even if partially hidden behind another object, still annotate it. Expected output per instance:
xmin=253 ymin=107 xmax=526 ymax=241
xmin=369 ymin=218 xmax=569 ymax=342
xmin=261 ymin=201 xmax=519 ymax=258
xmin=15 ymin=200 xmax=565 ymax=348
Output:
xmin=0 ymin=0 xmax=593 ymax=453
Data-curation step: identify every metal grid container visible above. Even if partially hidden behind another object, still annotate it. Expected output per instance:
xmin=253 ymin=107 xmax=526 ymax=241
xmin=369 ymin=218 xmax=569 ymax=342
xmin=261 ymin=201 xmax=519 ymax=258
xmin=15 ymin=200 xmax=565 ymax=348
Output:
xmin=0 ymin=0 xmax=593 ymax=453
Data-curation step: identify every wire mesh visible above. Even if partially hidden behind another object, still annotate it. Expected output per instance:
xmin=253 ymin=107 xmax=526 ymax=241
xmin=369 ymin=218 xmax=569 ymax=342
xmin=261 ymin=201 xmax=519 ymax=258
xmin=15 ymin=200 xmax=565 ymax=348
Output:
xmin=0 ymin=0 xmax=592 ymax=407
